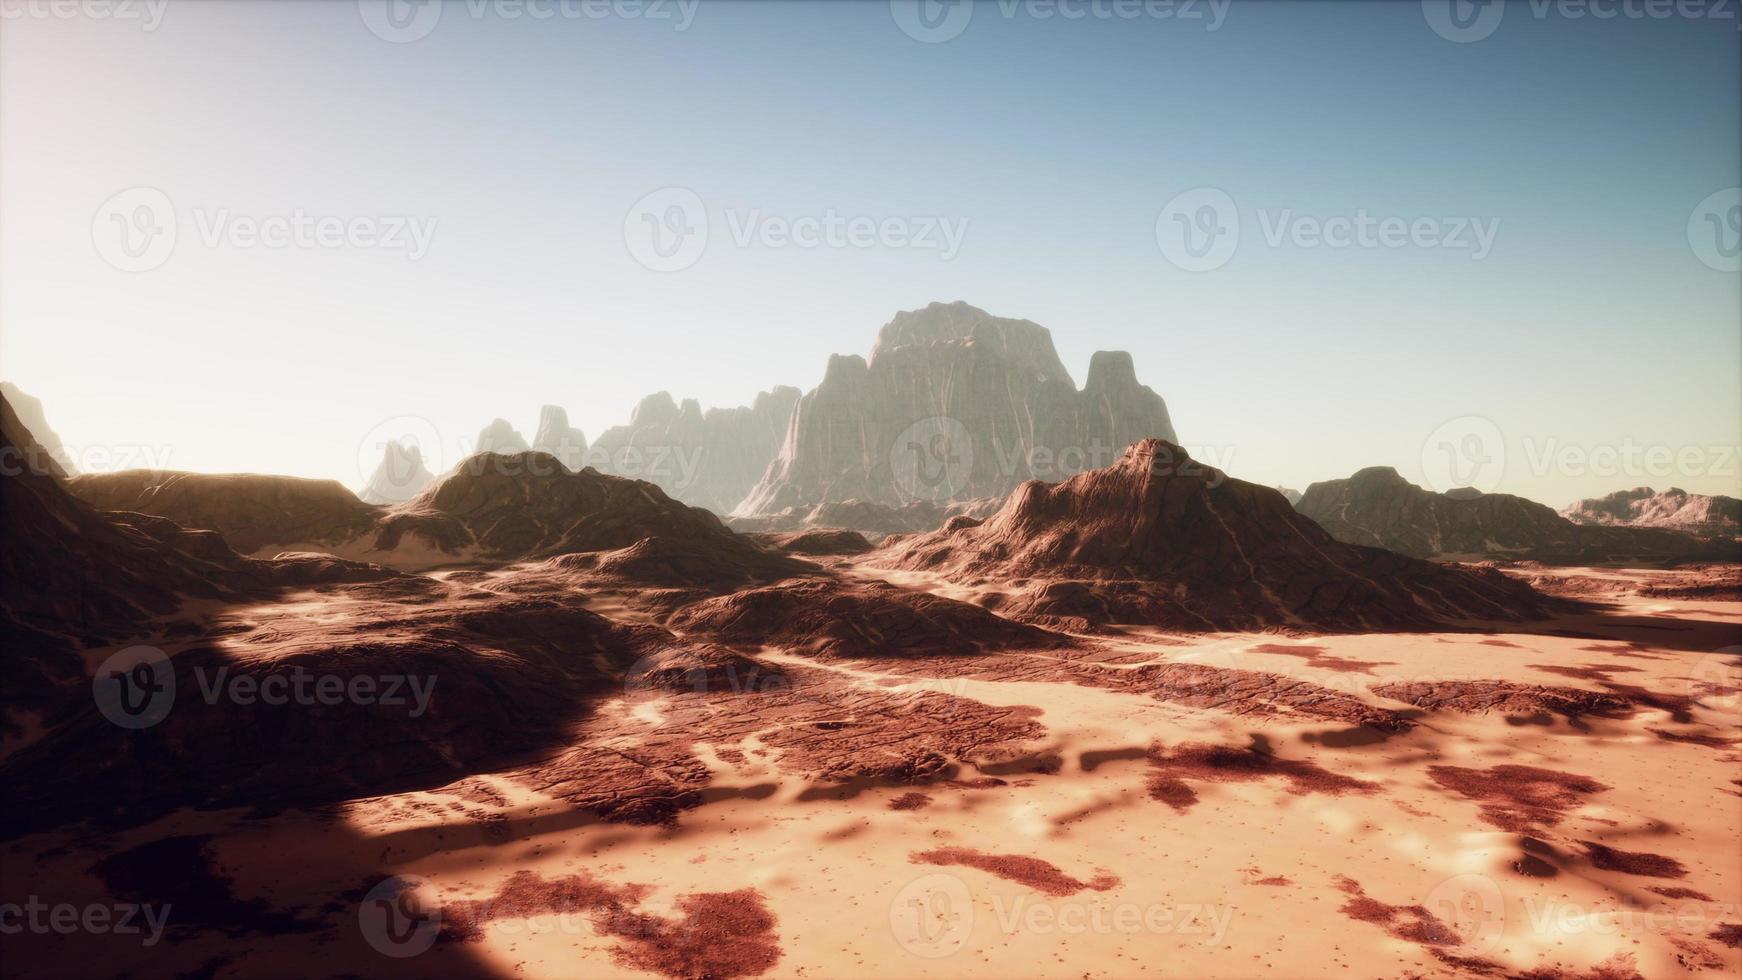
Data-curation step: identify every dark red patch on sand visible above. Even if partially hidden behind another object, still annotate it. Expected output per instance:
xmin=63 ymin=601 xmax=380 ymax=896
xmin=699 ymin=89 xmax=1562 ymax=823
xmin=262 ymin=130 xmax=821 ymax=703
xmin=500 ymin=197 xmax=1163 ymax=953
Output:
xmin=1333 ymin=876 xmax=1460 ymax=947
xmin=1427 ymin=764 xmax=1609 ymax=832
xmin=910 ymin=847 xmax=1118 ymax=897
xmin=1580 ymin=841 xmax=1687 ymax=879
xmin=888 ymin=792 xmax=932 ymax=811
xmin=1710 ymin=923 xmax=1742 ymax=948
xmin=1146 ymin=738 xmax=1379 ymax=812
xmin=440 ymin=870 xmax=780 ymax=978
xmin=1648 ymin=727 xmax=1738 ymax=748
xmin=1249 ymin=643 xmax=1396 ymax=674
xmin=1648 ymin=886 xmax=1714 ymax=901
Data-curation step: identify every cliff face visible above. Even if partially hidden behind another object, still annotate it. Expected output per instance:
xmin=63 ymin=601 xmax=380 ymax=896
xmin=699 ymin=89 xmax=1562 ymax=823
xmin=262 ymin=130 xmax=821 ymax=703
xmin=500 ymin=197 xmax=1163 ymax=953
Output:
xmin=1296 ymin=467 xmax=1736 ymax=564
xmin=588 ymin=386 xmax=801 ymax=516
xmin=1560 ymin=487 xmax=1741 ymax=539
xmin=736 ymin=302 xmax=1177 ymax=516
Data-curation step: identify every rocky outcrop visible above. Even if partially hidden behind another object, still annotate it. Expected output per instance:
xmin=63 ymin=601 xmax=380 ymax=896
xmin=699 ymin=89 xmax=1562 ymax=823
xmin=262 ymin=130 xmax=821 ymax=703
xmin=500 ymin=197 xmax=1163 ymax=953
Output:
xmin=1560 ymin=487 xmax=1741 ymax=538
xmin=69 ymin=470 xmax=383 ymax=555
xmin=531 ymin=405 xmax=589 ymax=471
xmin=670 ymin=578 xmax=1067 ymax=658
xmin=1276 ymin=486 xmax=1302 ymax=506
xmin=875 ymin=440 xmax=1566 ymax=632
xmin=358 ymin=439 xmax=435 ymax=505
xmin=0 ymin=382 xmax=75 ymax=475
xmin=588 ymin=386 xmax=800 ymax=515
xmin=0 ymin=392 xmax=391 ymax=739
xmin=737 ymin=302 xmax=1176 ymax=516
xmin=476 ymin=418 xmax=530 ymax=455
xmin=383 ymin=451 xmax=799 ymax=580
xmin=1296 ymin=467 xmax=1735 ymax=564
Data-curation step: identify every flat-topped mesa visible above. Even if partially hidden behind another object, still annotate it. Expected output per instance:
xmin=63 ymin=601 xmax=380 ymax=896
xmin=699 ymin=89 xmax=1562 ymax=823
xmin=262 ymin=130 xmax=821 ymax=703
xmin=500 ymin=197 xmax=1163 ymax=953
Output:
xmin=737 ymin=303 xmax=1178 ymax=517
xmin=1560 ymin=486 xmax=1741 ymax=539
xmin=69 ymin=468 xmax=382 ymax=554
xmin=1298 ymin=466 xmax=1736 ymax=564
xmin=875 ymin=439 xmax=1565 ymax=632
xmin=870 ymin=300 xmax=1071 ymax=382
xmin=532 ymin=404 xmax=589 ymax=471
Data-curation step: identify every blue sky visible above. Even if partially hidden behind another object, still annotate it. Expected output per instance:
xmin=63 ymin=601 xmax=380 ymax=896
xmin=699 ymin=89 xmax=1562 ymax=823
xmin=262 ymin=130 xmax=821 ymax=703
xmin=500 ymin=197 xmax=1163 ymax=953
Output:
xmin=2 ymin=0 xmax=1737 ymax=505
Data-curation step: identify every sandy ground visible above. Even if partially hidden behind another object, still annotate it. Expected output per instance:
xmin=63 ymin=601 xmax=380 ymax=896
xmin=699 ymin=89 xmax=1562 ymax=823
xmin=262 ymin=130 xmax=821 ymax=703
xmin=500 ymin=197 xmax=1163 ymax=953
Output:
xmin=4 ymin=568 xmax=1739 ymax=979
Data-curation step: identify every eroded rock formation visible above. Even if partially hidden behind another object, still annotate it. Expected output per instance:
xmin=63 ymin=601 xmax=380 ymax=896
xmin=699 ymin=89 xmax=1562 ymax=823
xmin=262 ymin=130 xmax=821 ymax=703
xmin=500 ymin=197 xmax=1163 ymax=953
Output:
xmin=358 ymin=439 xmax=435 ymax=505
xmin=1296 ymin=467 xmax=1735 ymax=564
xmin=1560 ymin=487 xmax=1741 ymax=539
xmin=531 ymin=405 xmax=589 ymax=471
xmin=588 ymin=386 xmax=800 ymax=515
xmin=875 ymin=439 xmax=1565 ymax=631
xmin=736 ymin=302 xmax=1176 ymax=516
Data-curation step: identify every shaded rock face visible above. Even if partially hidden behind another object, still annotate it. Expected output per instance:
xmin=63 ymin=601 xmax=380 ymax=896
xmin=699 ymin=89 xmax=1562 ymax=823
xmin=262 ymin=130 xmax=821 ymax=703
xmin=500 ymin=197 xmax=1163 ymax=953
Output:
xmin=69 ymin=470 xmax=383 ymax=555
xmin=669 ymin=578 xmax=1066 ymax=658
xmin=358 ymin=439 xmax=435 ymax=505
xmin=0 ymin=382 xmax=75 ymax=475
xmin=1296 ymin=467 xmax=1735 ymax=565
xmin=387 ymin=451 xmax=796 ymax=578
xmin=531 ymin=404 xmax=589 ymax=471
xmin=737 ymin=302 xmax=1176 ymax=516
xmin=876 ymin=440 xmax=1565 ymax=632
xmin=1560 ymin=487 xmax=1741 ymax=538
xmin=0 ymin=393 xmax=392 ymax=739
xmin=476 ymin=418 xmax=530 ymax=455
xmin=588 ymin=386 xmax=800 ymax=516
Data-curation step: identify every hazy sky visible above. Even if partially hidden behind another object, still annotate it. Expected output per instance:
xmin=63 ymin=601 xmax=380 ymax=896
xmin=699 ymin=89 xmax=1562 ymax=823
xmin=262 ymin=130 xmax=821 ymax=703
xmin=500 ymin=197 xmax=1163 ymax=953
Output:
xmin=2 ymin=0 xmax=1738 ymax=506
